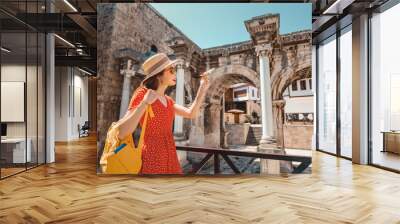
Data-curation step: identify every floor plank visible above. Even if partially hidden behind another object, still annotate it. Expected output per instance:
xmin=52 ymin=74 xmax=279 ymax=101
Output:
xmin=1 ymin=135 xmax=400 ymax=223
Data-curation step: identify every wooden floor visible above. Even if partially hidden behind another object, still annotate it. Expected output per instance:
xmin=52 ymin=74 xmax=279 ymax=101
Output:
xmin=1 ymin=167 xmax=26 ymax=177
xmin=1 ymin=135 xmax=400 ymax=223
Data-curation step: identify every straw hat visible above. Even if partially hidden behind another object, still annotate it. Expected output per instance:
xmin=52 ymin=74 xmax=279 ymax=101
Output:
xmin=141 ymin=53 xmax=179 ymax=84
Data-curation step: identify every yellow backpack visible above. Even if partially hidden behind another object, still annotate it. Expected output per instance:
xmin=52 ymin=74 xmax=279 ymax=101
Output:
xmin=100 ymin=105 xmax=154 ymax=174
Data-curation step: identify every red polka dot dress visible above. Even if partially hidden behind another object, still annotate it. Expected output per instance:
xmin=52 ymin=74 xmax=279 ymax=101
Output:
xmin=127 ymin=86 xmax=183 ymax=175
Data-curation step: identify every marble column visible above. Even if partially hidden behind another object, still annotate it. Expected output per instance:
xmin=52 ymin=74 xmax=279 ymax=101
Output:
xmin=256 ymin=44 xmax=274 ymax=145
xmin=173 ymin=60 xmax=188 ymax=166
xmin=256 ymin=44 xmax=281 ymax=175
xmin=119 ymin=59 xmax=136 ymax=119
xmin=174 ymin=60 xmax=185 ymax=140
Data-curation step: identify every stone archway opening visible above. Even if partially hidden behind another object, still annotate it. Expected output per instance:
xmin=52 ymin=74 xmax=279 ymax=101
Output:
xmin=195 ymin=64 xmax=260 ymax=148
xmin=271 ymin=66 xmax=312 ymax=148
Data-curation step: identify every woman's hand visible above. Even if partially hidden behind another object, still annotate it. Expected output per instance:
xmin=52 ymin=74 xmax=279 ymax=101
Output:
xmin=142 ymin=89 xmax=158 ymax=105
xmin=117 ymin=90 xmax=154 ymax=139
xmin=199 ymin=68 xmax=213 ymax=91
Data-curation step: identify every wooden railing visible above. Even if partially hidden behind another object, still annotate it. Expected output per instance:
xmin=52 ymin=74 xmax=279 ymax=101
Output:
xmin=176 ymin=146 xmax=311 ymax=174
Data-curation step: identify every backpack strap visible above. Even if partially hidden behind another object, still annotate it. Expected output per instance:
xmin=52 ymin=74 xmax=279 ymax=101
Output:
xmin=136 ymin=105 xmax=154 ymax=149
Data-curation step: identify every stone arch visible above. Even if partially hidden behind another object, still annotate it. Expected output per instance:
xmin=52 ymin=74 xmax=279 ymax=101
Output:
xmin=271 ymin=65 xmax=311 ymax=101
xmin=192 ymin=64 xmax=259 ymax=148
xmin=270 ymin=65 xmax=312 ymax=148
xmin=206 ymin=64 xmax=259 ymax=104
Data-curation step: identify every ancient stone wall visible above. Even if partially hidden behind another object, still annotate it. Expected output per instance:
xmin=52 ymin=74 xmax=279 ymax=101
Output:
xmin=226 ymin=123 xmax=251 ymax=145
xmin=283 ymin=124 xmax=313 ymax=149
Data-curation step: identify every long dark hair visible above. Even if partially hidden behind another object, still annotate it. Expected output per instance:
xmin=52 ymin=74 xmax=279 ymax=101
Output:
xmin=141 ymin=70 xmax=163 ymax=90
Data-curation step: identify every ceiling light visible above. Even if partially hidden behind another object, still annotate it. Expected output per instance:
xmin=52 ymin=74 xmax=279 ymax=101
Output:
xmin=63 ymin=0 xmax=78 ymax=12
xmin=54 ymin=34 xmax=75 ymax=48
xmin=1 ymin=47 xmax=11 ymax=53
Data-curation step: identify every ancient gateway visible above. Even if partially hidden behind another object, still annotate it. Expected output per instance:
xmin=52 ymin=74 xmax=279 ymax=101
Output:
xmin=97 ymin=4 xmax=311 ymax=160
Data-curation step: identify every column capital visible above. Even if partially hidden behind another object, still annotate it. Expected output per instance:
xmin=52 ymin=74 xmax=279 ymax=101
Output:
xmin=255 ymin=43 xmax=273 ymax=58
xmin=120 ymin=59 xmax=138 ymax=78
xmin=175 ymin=58 xmax=187 ymax=70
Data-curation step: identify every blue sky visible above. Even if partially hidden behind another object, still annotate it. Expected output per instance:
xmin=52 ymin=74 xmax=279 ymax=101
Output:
xmin=150 ymin=3 xmax=311 ymax=49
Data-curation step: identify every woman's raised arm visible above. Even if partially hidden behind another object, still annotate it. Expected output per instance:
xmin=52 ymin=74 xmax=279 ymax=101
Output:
xmin=173 ymin=70 xmax=211 ymax=119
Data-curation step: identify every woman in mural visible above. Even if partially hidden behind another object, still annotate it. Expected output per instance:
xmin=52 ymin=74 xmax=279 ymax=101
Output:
xmin=116 ymin=53 xmax=212 ymax=174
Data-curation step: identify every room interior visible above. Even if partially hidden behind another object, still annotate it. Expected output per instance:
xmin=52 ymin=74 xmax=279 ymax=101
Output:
xmin=0 ymin=0 xmax=400 ymax=222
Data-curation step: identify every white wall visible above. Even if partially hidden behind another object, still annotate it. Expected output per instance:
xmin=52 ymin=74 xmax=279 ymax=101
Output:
xmin=1 ymin=65 xmax=26 ymax=140
xmin=54 ymin=67 xmax=89 ymax=141
xmin=247 ymin=86 xmax=259 ymax=101
xmin=284 ymin=96 xmax=314 ymax=113
xmin=72 ymin=72 xmax=89 ymax=138
xmin=55 ymin=66 xmax=68 ymax=141
xmin=288 ymin=78 xmax=313 ymax=97
xmin=1 ymin=64 xmax=37 ymax=138
xmin=1 ymin=63 xmax=46 ymax=163
xmin=232 ymin=84 xmax=259 ymax=102
xmin=1 ymin=65 xmax=25 ymax=129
